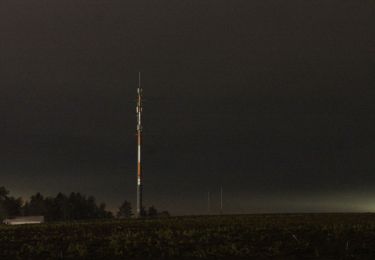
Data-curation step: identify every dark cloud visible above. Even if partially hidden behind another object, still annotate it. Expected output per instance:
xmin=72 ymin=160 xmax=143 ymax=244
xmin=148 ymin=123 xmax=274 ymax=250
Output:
xmin=0 ymin=0 xmax=374 ymax=214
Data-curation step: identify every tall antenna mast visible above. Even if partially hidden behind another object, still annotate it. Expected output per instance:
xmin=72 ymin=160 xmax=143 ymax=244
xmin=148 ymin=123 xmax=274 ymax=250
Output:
xmin=136 ymin=72 xmax=143 ymax=218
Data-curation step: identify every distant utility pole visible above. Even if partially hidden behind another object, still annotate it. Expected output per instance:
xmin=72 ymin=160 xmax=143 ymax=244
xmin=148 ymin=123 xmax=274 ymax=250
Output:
xmin=207 ymin=191 xmax=211 ymax=214
xmin=136 ymin=72 xmax=143 ymax=218
xmin=220 ymin=186 xmax=223 ymax=215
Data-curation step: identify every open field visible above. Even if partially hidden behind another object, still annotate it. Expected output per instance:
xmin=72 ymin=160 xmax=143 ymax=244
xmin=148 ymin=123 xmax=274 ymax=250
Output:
xmin=1 ymin=213 xmax=375 ymax=259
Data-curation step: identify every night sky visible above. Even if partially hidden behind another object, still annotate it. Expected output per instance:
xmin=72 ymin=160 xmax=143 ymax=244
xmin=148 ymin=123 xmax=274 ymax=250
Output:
xmin=0 ymin=0 xmax=374 ymax=214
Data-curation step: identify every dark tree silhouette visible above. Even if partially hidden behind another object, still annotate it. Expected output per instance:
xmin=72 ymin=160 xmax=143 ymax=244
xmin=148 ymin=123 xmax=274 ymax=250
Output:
xmin=117 ymin=200 xmax=133 ymax=218
xmin=140 ymin=206 xmax=147 ymax=217
xmin=1 ymin=187 xmax=173 ymax=222
xmin=158 ymin=211 xmax=171 ymax=218
xmin=0 ymin=187 xmax=9 ymax=200
xmin=3 ymin=197 xmax=22 ymax=217
xmin=147 ymin=206 xmax=158 ymax=218
xmin=0 ymin=186 xmax=22 ymax=220
xmin=0 ymin=187 xmax=10 ymax=220
xmin=25 ymin=193 xmax=47 ymax=216
xmin=53 ymin=193 xmax=69 ymax=220
xmin=20 ymin=190 xmax=113 ymax=221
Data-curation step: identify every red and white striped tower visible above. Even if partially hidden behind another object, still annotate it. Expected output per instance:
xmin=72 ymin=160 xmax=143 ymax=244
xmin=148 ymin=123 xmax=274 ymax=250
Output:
xmin=136 ymin=72 xmax=143 ymax=218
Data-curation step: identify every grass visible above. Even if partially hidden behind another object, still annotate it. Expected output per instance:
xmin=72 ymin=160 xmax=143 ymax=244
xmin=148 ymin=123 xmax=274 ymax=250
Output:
xmin=1 ymin=213 xmax=375 ymax=259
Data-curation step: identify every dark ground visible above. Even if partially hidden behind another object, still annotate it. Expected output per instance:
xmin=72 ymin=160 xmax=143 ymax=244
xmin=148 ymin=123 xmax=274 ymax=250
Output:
xmin=1 ymin=213 xmax=375 ymax=259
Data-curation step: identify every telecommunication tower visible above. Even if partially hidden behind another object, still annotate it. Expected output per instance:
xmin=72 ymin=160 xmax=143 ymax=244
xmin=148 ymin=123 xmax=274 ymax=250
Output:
xmin=136 ymin=72 xmax=143 ymax=218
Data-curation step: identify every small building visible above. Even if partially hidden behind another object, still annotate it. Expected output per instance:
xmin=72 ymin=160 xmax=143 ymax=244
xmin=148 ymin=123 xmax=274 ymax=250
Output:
xmin=3 ymin=216 xmax=44 ymax=225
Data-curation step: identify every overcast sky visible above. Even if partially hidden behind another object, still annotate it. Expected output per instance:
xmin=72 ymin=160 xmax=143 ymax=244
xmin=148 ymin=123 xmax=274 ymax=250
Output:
xmin=0 ymin=0 xmax=374 ymax=214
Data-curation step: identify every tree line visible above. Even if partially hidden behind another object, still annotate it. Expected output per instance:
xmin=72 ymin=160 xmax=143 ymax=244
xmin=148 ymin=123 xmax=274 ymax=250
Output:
xmin=0 ymin=186 xmax=169 ymax=222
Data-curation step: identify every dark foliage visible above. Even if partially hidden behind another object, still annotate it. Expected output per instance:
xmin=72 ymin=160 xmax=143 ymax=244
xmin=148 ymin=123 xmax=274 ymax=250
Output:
xmin=0 ymin=187 xmax=22 ymax=221
xmin=0 ymin=186 xmax=113 ymax=222
xmin=117 ymin=200 xmax=133 ymax=218
xmin=147 ymin=206 xmax=158 ymax=218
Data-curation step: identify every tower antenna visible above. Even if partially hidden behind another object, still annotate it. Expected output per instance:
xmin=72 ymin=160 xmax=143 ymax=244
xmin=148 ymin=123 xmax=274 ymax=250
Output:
xmin=136 ymin=72 xmax=143 ymax=218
